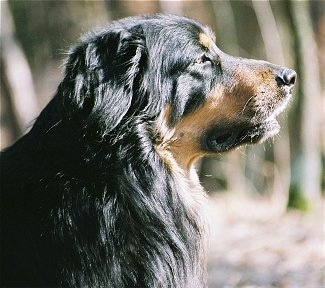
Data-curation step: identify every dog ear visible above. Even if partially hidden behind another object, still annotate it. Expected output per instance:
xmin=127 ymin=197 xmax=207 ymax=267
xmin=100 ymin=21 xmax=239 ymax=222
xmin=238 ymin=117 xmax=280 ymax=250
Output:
xmin=61 ymin=26 xmax=147 ymax=133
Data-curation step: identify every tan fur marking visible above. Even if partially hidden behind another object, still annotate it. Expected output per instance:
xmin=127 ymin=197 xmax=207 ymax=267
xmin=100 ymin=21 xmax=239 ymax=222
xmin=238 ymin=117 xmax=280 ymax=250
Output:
xmin=156 ymin=85 xmax=245 ymax=171
xmin=199 ymin=33 xmax=214 ymax=50
xmin=154 ymin=106 xmax=208 ymax=215
xmin=156 ymin=65 xmax=282 ymax=172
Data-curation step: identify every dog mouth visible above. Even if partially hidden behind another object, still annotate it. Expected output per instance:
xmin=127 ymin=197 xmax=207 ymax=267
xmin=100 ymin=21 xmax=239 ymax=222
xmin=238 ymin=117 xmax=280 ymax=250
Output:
xmin=204 ymin=89 xmax=293 ymax=153
xmin=204 ymin=118 xmax=280 ymax=152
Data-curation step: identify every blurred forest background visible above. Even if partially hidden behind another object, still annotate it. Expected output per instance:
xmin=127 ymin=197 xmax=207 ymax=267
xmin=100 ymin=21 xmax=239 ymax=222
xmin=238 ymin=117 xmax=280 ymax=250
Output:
xmin=1 ymin=0 xmax=324 ymax=287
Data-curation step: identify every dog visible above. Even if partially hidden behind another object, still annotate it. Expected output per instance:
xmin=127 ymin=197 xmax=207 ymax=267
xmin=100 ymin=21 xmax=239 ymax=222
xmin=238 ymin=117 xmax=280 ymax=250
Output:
xmin=0 ymin=14 xmax=296 ymax=287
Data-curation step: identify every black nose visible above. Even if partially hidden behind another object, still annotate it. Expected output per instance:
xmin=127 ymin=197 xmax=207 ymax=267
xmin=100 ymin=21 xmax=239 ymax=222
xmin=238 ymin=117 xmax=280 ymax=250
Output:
xmin=277 ymin=68 xmax=297 ymax=86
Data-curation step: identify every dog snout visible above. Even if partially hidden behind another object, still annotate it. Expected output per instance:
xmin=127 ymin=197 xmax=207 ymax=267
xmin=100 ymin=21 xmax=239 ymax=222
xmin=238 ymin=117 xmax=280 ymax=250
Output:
xmin=276 ymin=68 xmax=297 ymax=87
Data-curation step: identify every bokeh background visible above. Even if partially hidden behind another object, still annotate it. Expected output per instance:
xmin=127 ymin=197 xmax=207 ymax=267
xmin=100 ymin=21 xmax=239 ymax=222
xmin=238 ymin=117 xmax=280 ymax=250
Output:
xmin=1 ymin=0 xmax=324 ymax=287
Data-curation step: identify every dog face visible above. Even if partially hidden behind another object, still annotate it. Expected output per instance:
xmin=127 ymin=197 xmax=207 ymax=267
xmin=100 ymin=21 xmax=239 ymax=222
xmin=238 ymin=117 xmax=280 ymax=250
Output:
xmin=157 ymin=43 xmax=296 ymax=169
xmin=141 ymin=16 xmax=296 ymax=170
xmin=62 ymin=15 xmax=296 ymax=170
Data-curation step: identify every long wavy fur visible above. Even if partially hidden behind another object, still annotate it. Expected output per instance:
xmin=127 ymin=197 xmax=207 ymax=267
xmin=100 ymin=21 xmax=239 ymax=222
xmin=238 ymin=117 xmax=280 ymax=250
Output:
xmin=1 ymin=15 xmax=208 ymax=287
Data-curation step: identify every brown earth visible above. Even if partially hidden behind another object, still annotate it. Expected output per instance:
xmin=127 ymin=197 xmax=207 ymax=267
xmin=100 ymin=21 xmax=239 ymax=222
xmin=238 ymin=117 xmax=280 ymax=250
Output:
xmin=206 ymin=195 xmax=324 ymax=288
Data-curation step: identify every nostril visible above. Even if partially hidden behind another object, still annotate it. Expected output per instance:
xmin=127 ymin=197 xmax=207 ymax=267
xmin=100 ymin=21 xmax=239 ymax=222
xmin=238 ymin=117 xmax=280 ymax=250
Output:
xmin=277 ymin=68 xmax=297 ymax=86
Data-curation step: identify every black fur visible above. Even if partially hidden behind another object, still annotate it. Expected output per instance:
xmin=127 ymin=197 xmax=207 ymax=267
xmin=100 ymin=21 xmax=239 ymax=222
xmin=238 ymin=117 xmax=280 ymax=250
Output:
xmin=0 ymin=14 xmax=296 ymax=287
xmin=1 ymin=15 xmax=209 ymax=287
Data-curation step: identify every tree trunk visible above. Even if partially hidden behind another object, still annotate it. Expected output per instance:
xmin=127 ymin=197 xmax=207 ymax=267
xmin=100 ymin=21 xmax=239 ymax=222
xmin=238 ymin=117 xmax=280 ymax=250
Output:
xmin=287 ymin=0 xmax=322 ymax=210
xmin=1 ymin=0 xmax=39 ymax=142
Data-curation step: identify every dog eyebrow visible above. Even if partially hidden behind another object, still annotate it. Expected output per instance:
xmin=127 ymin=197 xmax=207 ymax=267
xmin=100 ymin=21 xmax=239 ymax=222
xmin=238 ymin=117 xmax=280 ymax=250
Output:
xmin=198 ymin=33 xmax=215 ymax=50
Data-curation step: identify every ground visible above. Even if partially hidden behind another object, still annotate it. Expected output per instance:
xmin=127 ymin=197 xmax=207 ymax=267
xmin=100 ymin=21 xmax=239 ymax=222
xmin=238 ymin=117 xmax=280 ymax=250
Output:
xmin=206 ymin=194 xmax=324 ymax=288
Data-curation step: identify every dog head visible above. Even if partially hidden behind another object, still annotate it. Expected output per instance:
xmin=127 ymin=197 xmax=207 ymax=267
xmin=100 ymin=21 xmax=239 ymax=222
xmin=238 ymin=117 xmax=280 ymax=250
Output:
xmin=60 ymin=15 xmax=296 ymax=169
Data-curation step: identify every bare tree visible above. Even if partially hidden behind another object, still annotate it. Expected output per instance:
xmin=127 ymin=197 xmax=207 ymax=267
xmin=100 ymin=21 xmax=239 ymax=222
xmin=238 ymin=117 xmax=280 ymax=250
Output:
xmin=289 ymin=0 xmax=322 ymax=208
xmin=1 ymin=0 xmax=39 ymax=147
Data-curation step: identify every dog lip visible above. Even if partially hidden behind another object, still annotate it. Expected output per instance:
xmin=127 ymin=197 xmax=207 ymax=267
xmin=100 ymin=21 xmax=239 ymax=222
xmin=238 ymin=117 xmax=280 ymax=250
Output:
xmin=204 ymin=119 xmax=280 ymax=152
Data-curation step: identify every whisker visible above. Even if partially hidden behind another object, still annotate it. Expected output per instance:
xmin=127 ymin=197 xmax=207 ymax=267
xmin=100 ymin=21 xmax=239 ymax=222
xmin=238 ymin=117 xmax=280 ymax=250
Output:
xmin=46 ymin=120 xmax=62 ymax=134
xmin=240 ymin=95 xmax=254 ymax=116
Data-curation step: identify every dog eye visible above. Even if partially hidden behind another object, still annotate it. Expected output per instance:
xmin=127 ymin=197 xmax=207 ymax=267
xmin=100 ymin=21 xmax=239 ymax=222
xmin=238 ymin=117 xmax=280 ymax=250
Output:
xmin=194 ymin=54 xmax=212 ymax=65
xmin=193 ymin=54 xmax=221 ymax=67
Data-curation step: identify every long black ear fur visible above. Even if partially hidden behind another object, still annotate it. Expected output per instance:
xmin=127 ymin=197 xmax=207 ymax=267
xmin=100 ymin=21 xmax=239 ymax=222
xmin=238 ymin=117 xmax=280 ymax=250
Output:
xmin=61 ymin=25 xmax=147 ymax=134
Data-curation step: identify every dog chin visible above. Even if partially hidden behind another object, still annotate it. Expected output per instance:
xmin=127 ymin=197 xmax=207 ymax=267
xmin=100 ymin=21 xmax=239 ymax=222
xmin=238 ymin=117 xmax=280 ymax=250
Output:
xmin=204 ymin=118 xmax=280 ymax=153
xmin=254 ymin=118 xmax=281 ymax=143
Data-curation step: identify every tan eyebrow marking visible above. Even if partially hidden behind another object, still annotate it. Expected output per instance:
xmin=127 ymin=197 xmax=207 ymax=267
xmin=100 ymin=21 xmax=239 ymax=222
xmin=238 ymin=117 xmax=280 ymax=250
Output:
xmin=199 ymin=33 xmax=214 ymax=50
